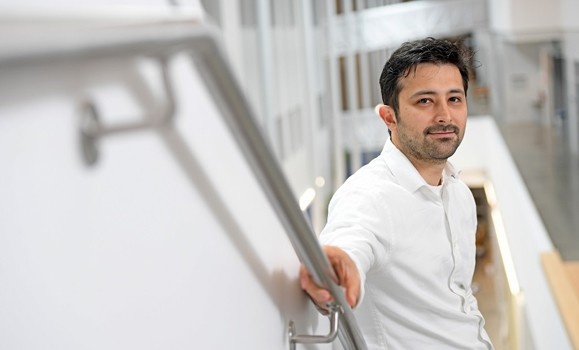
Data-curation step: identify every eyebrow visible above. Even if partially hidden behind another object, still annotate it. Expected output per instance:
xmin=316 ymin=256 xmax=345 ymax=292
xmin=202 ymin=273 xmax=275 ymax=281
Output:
xmin=410 ymin=88 xmax=465 ymax=98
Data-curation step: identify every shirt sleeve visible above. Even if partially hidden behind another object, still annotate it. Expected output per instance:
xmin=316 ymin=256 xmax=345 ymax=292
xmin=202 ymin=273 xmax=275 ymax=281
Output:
xmin=319 ymin=185 xmax=390 ymax=306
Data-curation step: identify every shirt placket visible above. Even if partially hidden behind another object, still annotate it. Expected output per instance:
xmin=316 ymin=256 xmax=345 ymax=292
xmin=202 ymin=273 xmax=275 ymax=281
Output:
xmin=442 ymin=185 xmax=470 ymax=314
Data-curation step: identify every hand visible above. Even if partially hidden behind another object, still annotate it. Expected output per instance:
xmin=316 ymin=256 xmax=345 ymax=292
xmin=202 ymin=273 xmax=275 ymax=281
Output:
xmin=299 ymin=245 xmax=361 ymax=310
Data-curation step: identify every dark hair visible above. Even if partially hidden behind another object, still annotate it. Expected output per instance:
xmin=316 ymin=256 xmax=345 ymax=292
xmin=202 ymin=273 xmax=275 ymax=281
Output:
xmin=379 ymin=37 xmax=473 ymax=117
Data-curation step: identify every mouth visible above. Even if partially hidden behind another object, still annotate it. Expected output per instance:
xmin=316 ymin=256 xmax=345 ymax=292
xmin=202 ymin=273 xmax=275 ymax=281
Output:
xmin=428 ymin=131 xmax=456 ymax=138
xmin=425 ymin=126 xmax=459 ymax=138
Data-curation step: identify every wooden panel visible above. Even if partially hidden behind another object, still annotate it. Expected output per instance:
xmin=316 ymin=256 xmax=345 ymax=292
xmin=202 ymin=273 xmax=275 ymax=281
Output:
xmin=566 ymin=261 xmax=579 ymax=301
xmin=541 ymin=251 xmax=579 ymax=349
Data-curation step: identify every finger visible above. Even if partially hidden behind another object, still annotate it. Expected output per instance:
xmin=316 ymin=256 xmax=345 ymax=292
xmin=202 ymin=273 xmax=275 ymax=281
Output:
xmin=340 ymin=261 xmax=360 ymax=307
xmin=336 ymin=263 xmax=359 ymax=308
xmin=299 ymin=265 xmax=309 ymax=288
xmin=345 ymin=284 xmax=359 ymax=308
xmin=299 ymin=265 xmax=332 ymax=304
xmin=325 ymin=248 xmax=360 ymax=308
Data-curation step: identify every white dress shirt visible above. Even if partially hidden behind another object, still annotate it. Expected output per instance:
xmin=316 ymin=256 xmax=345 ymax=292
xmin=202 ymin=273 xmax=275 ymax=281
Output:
xmin=320 ymin=139 xmax=493 ymax=349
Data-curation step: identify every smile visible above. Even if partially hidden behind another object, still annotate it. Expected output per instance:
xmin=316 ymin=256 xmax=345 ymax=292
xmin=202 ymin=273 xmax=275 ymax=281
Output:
xmin=428 ymin=131 xmax=456 ymax=138
xmin=425 ymin=125 xmax=459 ymax=138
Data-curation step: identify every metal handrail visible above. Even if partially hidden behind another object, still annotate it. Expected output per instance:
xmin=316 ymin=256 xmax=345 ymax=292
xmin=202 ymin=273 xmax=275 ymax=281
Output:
xmin=191 ymin=25 xmax=367 ymax=350
xmin=0 ymin=17 xmax=367 ymax=349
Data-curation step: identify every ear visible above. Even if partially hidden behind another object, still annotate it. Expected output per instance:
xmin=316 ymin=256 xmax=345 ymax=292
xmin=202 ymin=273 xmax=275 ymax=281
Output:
xmin=377 ymin=104 xmax=397 ymax=131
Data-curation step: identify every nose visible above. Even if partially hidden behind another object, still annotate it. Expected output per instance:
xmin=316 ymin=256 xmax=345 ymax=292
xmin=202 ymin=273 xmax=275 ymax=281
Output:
xmin=435 ymin=102 xmax=452 ymax=123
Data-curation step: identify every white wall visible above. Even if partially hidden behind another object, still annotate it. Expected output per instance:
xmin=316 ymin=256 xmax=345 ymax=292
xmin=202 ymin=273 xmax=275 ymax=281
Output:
xmin=499 ymin=41 xmax=548 ymax=123
xmin=481 ymin=0 xmax=579 ymax=154
xmin=510 ymin=0 xmax=560 ymax=34
xmin=0 ymin=20 xmax=331 ymax=350
xmin=560 ymin=0 xmax=579 ymax=30
xmin=487 ymin=0 xmax=512 ymax=34
xmin=481 ymin=0 xmax=561 ymax=126
xmin=488 ymin=0 xmax=561 ymax=37
xmin=332 ymin=0 xmax=487 ymax=55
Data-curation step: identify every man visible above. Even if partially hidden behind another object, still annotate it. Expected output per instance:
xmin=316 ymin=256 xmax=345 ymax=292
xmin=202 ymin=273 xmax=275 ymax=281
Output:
xmin=300 ymin=37 xmax=494 ymax=349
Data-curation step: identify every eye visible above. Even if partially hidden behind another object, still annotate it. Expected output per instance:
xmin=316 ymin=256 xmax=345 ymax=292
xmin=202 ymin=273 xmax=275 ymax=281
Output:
xmin=449 ymin=96 xmax=462 ymax=103
xmin=418 ymin=98 xmax=430 ymax=104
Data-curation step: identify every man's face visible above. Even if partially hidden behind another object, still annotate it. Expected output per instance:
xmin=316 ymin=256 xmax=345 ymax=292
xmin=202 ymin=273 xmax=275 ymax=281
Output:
xmin=391 ymin=63 xmax=467 ymax=163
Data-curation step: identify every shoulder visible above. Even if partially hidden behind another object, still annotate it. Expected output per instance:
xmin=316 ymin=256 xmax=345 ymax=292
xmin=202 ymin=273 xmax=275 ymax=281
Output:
xmin=333 ymin=157 xmax=396 ymax=201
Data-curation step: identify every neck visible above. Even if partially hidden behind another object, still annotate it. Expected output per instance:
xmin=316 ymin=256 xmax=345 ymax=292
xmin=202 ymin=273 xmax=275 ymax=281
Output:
xmin=391 ymin=138 xmax=446 ymax=186
xmin=409 ymin=158 xmax=445 ymax=186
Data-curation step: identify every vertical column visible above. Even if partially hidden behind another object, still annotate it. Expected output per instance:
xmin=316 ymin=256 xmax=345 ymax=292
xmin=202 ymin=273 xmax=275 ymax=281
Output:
xmin=356 ymin=8 xmax=371 ymax=110
xmin=299 ymin=0 xmax=324 ymax=232
xmin=344 ymin=0 xmax=362 ymax=174
xmin=326 ymin=0 xmax=346 ymax=188
xmin=356 ymin=0 xmax=373 ymax=159
xmin=568 ymin=55 xmax=579 ymax=154
xmin=218 ymin=0 xmax=243 ymax=82
xmin=256 ymin=0 xmax=278 ymax=155
xmin=489 ymin=33 xmax=506 ymax=123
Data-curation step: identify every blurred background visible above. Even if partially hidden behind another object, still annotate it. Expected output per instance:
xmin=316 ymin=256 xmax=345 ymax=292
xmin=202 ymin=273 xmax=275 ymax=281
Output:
xmin=1 ymin=1 xmax=578 ymax=349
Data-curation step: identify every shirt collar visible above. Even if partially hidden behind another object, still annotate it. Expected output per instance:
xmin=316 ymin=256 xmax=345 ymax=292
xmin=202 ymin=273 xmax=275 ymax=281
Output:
xmin=380 ymin=138 xmax=461 ymax=193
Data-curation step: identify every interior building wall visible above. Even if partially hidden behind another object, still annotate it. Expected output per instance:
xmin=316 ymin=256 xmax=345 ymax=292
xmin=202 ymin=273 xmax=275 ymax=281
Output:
xmin=560 ymin=0 xmax=579 ymax=29
xmin=487 ymin=0 xmax=561 ymax=37
xmin=510 ymin=0 xmax=561 ymax=35
xmin=0 ymin=36 xmax=333 ymax=350
xmin=201 ymin=0 xmax=337 ymax=232
xmin=563 ymin=33 xmax=579 ymax=154
xmin=498 ymin=41 xmax=547 ymax=123
xmin=560 ymin=0 xmax=579 ymax=153
xmin=483 ymin=0 xmax=579 ymax=154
